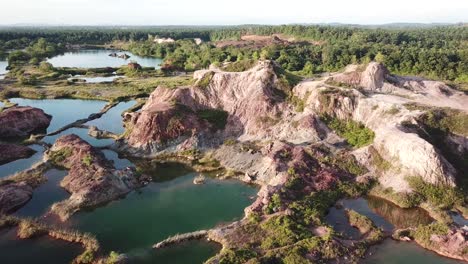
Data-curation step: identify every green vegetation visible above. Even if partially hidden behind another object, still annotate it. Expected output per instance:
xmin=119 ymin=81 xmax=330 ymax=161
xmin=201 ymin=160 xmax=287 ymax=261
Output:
xmin=82 ymin=155 xmax=93 ymax=167
xmin=195 ymin=71 xmax=214 ymax=88
xmin=419 ymin=108 xmax=468 ymax=137
xmin=0 ymin=215 xmax=100 ymax=264
xmin=218 ymin=248 xmax=258 ymax=264
xmin=370 ymin=186 xmax=422 ymax=208
xmin=223 ymin=59 xmax=256 ymax=72
xmin=0 ymin=163 xmax=49 ymax=188
xmin=368 ymin=146 xmax=392 ymax=173
xmin=104 ymin=251 xmax=121 ymax=264
xmin=48 ymin=147 xmax=73 ymax=165
xmin=316 ymin=150 xmax=368 ymax=176
xmin=412 ymin=222 xmax=449 ymax=247
xmin=346 ymin=209 xmax=374 ymax=234
xmin=196 ymin=109 xmax=228 ymax=130
xmin=407 ymin=176 xmax=464 ymax=209
xmin=1 ymin=25 xmax=467 ymax=82
xmin=321 ymin=115 xmax=375 ymax=148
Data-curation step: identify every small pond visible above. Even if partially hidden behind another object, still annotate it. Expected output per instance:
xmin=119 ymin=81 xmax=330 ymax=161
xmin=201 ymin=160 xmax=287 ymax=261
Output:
xmin=0 ymin=227 xmax=82 ymax=264
xmin=327 ymin=196 xmax=433 ymax=234
xmin=47 ymin=49 xmax=162 ymax=68
xmin=10 ymin=98 xmax=107 ymax=133
xmin=450 ymin=212 xmax=468 ymax=227
xmin=65 ymin=163 xmax=257 ymax=253
xmin=0 ymin=144 xmax=44 ymax=179
xmin=68 ymin=75 xmax=125 ymax=83
xmin=0 ymin=60 xmax=7 ymax=79
xmin=362 ymin=239 xmax=466 ymax=264
xmin=14 ymin=169 xmax=69 ymax=218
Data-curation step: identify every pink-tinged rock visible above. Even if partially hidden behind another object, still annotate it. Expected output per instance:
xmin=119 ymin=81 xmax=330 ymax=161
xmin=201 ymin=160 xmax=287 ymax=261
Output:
xmin=423 ymin=227 xmax=468 ymax=261
xmin=0 ymin=182 xmax=33 ymax=214
xmin=0 ymin=143 xmax=36 ymax=165
xmin=49 ymin=134 xmax=140 ymax=220
xmin=0 ymin=106 xmax=51 ymax=138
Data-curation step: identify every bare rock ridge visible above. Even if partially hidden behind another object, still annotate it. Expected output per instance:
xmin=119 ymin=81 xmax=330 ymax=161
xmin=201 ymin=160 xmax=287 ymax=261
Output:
xmin=296 ymin=62 xmax=467 ymax=191
xmin=120 ymin=60 xmax=324 ymax=156
xmin=0 ymin=106 xmax=52 ymax=138
xmin=121 ymin=61 xmax=467 ymax=192
xmin=48 ymin=134 xmax=140 ymax=221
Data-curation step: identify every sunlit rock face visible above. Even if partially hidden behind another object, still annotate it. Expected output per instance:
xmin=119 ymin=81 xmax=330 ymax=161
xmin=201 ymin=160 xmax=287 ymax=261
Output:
xmin=0 ymin=106 xmax=51 ymax=138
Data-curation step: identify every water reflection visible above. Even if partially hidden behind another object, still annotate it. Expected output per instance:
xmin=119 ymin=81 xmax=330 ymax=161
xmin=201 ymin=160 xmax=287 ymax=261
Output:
xmin=47 ymin=49 xmax=162 ymax=68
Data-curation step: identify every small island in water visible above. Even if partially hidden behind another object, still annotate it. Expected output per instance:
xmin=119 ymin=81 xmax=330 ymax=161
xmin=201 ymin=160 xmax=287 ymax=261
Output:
xmin=0 ymin=22 xmax=467 ymax=264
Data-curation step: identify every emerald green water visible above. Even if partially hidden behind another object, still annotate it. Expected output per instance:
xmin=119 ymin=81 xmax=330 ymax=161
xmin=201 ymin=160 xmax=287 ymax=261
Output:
xmin=362 ymin=239 xmax=465 ymax=264
xmin=10 ymin=98 xmax=106 ymax=133
xmin=67 ymin=166 xmax=257 ymax=254
xmin=0 ymin=227 xmax=82 ymax=264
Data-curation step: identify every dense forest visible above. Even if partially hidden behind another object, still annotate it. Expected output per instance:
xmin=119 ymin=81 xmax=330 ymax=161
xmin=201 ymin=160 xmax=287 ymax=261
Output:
xmin=1 ymin=25 xmax=467 ymax=82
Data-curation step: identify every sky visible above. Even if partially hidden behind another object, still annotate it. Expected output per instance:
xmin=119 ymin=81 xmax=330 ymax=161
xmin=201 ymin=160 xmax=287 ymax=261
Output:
xmin=1 ymin=0 xmax=467 ymax=25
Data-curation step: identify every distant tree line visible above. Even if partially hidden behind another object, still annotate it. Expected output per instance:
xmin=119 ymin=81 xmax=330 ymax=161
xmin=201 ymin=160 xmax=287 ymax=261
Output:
xmin=0 ymin=25 xmax=466 ymax=81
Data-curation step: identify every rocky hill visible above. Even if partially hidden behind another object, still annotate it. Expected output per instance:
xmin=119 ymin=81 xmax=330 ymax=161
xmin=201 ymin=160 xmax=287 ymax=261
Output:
xmin=48 ymin=134 xmax=141 ymax=221
xmin=118 ymin=61 xmax=468 ymax=262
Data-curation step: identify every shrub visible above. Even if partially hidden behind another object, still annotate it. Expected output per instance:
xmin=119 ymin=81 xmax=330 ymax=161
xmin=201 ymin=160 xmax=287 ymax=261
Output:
xmin=412 ymin=222 xmax=449 ymax=247
xmin=223 ymin=59 xmax=256 ymax=72
xmin=407 ymin=176 xmax=463 ymax=209
xmin=321 ymin=115 xmax=375 ymax=148
xmin=82 ymin=155 xmax=93 ymax=167
xmin=196 ymin=109 xmax=228 ymax=130
xmin=218 ymin=248 xmax=257 ymax=264
xmin=196 ymin=71 xmax=214 ymax=88
xmin=48 ymin=147 xmax=73 ymax=165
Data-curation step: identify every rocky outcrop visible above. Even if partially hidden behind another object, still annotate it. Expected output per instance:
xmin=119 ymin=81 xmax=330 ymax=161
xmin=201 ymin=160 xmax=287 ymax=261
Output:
xmin=295 ymin=63 xmax=468 ymax=191
xmin=120 ymin=61 xmax=325 ymax=156
xmin=0 ymin=106 xmax=51 ymax=138
xmin=0 ymin=144 xmax=36 ymax=165
xmin=0 ymin=182 xmax=33 ymax=214
xmin=48 ymin=134 xmax=140 ymax=220
xmin=422 ymin=227 xmax=468 ymax=261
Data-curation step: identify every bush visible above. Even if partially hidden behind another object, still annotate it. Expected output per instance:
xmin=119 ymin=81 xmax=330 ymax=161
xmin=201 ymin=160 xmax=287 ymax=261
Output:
xmin=48 ymin=147 xmax=73 ymax=165
xmin=195 ymin=71 xmax=214 ymax=88
xmin=82 ymin=155 xmax=93 ymax=167
xmin=412 ymin=222 xmax=449 ymax=247
xmin=407 ymin=176 xmax=463 ymax=209
xmin=321 ymin=115 xmax=375 ymax=148
xmin=223 ymin=59 xmax=256 ymax=72
xmin=196 ymin=109 xmax=228 ymax=130
xmin=218 ymin=248 xmax=257 ymax=264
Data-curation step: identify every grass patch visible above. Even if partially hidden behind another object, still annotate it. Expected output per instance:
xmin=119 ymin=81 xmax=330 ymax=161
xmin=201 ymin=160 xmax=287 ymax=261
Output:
xmin=407 ymin=176 xmax=463 ymax=209
xmin=412 ymin=222 xmax=449 ymax=248
xmin=82 ymin=154 xmax=93 ymax=167
xmin=195 ymin=71 xmax=214 ymax=89
xmin=196 ymin=109 xmax=228 ymax=130
xmin=370 ymin=185 xmax=422 ymax=208
xmin=368 ymin=146 xmax=392 ymax=173
xmin=346 ymin=209 xmax=374 ymax=234
xmin=223 ymin=59 xmax=256 ymax=72
xmin=321 ymin=115 xmax=375 ymax=148
xmin=48 ymin=147 xmax=73 ymax=165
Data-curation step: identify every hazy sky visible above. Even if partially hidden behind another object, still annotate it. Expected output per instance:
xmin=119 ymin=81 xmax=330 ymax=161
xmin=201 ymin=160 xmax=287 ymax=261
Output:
xmin=1 ymin=0 xmax=467 ymax=25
